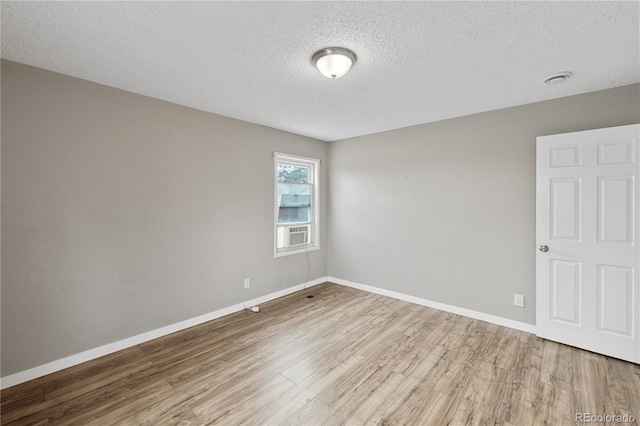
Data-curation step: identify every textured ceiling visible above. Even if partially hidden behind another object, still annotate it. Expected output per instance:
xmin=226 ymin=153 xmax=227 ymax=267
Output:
xmin=2 ymin=1 xmax=639 ymax=142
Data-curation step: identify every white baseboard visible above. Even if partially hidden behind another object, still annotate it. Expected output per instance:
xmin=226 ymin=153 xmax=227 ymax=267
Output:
xmin=0 ymin=276 xmax=328 ymax=390
xmin=1 ymin=276 xmax=534 ymax=389
xmin=328 ymin=277 xmax=536 ymax=335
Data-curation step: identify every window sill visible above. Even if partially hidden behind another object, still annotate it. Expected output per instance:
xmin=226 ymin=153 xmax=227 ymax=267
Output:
xmin=275 ymin=245 xmax=319 ymax=258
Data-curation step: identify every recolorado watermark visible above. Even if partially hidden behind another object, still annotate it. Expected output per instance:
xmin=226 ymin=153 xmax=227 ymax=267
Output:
xmin=575 ymin=413 xmax=636 ymax=423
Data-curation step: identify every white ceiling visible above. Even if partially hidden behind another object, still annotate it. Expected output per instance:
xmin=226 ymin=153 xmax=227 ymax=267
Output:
xmin=2 ymin=1 xmax=639 ymax=142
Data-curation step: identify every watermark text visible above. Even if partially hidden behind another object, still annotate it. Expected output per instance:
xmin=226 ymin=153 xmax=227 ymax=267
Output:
xmin=575 ymin=413 xmax=636 ymax=423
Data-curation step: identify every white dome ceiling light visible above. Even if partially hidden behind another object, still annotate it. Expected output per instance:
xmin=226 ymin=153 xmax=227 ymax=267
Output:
xmin=543 ymin=71 xmax=573 ymax=84
xmin=312 ymin=47 xmax=357 ymax=79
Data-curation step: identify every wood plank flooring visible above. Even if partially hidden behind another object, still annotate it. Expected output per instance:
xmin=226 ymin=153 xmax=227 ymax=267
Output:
xmin=2 ymin=283 xmax=639 ymax=425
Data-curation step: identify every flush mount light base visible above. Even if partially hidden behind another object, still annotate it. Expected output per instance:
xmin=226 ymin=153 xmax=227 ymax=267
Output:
xmin=543 ymin=71 xmax=573 ymax=84
xmin=312 ymin=47 xmax=357 ymax=79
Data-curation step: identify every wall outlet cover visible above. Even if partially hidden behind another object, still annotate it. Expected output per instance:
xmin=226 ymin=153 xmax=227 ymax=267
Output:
xmin=514 ymin=294 xmax=524 ymax=307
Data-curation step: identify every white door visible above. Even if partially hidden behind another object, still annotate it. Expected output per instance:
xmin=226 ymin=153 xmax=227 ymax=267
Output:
xmin=536 ymin=124 xmax=640 ymax=364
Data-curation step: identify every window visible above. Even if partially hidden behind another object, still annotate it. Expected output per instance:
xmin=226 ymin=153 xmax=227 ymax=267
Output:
xmin=274 ymin=153 xmax=320 ymax=257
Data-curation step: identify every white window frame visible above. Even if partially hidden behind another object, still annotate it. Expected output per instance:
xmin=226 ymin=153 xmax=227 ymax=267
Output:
xmin=274 ymin=152 xmax=320 ymax=257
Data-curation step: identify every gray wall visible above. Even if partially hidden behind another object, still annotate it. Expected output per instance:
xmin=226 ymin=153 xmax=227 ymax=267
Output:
xmin=2 ymin=58 xmax=639 ymax=378
xmin=1 ymin=60 xmax=328 ymax=376
xmin=327 ymin=84 xmax=640 ymax=325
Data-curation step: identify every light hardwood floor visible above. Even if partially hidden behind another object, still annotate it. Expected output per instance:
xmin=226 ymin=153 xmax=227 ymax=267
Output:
xmin=2 ymin=283 xmax=639 ymax=425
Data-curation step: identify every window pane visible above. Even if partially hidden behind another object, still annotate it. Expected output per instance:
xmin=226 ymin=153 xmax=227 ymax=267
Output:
xmin=277 ymin=182 xmax=311 ymax=224
xmin=277 ymin=164 xmax=310 ymax=183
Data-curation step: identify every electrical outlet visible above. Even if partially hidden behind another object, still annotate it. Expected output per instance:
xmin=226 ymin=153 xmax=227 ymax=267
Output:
xmin=244 ymin=278 xmax=250 ymax=289
xmin=514 ymin=294 xmax=524 ymax=307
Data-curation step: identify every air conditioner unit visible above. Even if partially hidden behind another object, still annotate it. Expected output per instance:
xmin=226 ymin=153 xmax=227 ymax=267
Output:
xmin=284 ymin=224 xmax=310 ymax=247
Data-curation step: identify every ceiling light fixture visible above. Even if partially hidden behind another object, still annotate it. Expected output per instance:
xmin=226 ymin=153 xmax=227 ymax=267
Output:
xmin=543 ymin=71 xmax=573 ymax=84
xmin=312 ymin=47 xmax=357 ymax=79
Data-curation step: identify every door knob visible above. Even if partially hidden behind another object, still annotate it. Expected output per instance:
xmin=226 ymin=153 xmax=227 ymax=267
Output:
xmin=539 ymin=245 xmax=549 ymax=252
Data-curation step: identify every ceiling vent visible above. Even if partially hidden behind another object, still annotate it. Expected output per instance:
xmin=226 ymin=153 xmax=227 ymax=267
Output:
xmin=543 ymin=71 xmax=573 ymax=84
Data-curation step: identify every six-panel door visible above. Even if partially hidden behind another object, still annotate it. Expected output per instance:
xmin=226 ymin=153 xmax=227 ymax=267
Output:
xmin=536 ymin=124 xmax=640 ymax=364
